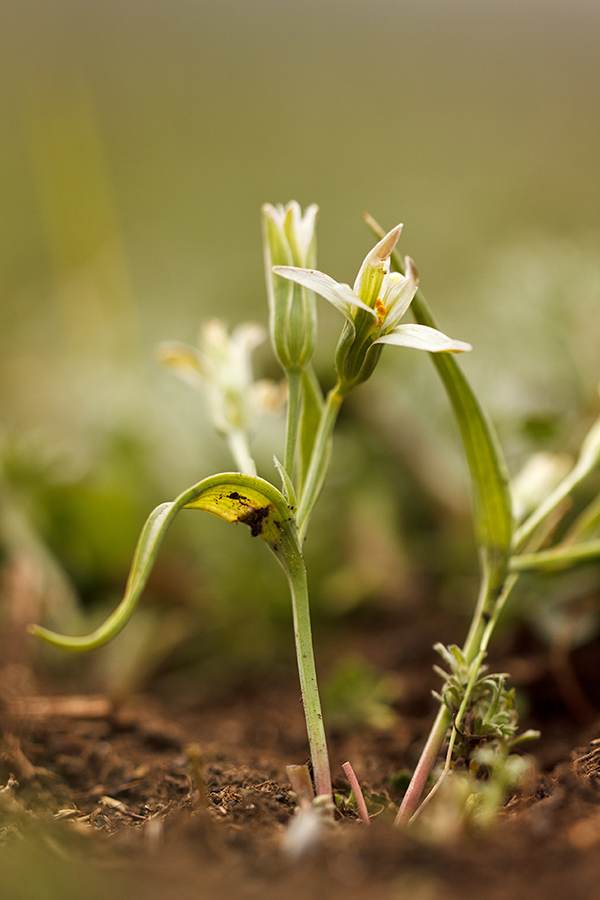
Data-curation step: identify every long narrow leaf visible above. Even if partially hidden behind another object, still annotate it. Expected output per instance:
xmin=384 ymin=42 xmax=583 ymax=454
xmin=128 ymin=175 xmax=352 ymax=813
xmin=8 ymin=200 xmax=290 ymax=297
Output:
xmin=412 ymin=290 xmax=513 ymax=594
xmin=29 ymin=473 xmax=298 ymax=652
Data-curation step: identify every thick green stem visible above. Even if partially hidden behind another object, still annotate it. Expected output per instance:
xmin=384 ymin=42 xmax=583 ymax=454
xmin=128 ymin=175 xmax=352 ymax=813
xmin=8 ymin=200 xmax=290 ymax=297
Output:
xmin=284 ymin=368 xmax=303 ymax=478
xmin=286 ymin=551 xmax=332 ymax=798
xmin=297 ymin=385 xmax=344 ymax=540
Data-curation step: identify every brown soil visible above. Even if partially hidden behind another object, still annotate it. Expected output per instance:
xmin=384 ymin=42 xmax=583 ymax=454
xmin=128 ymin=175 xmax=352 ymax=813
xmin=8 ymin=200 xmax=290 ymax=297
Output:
xmin=1 ymin=618 xmax=600 ymax=900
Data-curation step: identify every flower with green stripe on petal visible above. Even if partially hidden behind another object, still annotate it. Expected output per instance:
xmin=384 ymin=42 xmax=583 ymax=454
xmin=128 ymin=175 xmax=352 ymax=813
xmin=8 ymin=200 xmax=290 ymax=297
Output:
xmin=274 ymin=224 xmax=471 ymax=394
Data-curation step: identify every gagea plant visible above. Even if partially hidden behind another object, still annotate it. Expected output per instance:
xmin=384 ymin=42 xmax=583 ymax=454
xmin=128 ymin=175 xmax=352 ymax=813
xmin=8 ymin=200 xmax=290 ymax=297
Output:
xmin=29 ymin=202 xmax=600 ymax=827
xmin=29 ymin=202 xmax=469 ymax=806
xmin=363 ymin=215 xmax=600 ymax=827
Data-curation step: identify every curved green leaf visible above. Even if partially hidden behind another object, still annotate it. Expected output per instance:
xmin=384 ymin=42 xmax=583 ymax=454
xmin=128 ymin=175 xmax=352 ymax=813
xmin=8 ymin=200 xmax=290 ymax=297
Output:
xmin=411 ymin=291 xmax=513 ymax=597
xmin=29 ymin=473 xmax=298 ymax=652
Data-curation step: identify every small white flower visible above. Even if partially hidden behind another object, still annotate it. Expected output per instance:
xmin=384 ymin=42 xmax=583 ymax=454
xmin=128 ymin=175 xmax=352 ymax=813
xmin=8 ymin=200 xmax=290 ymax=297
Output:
xmin=158 ymin=321 xmax=284 ymax=475
xmin=273 ymin=225 xmax=471 ymax=391
xmin=274 ymin=225 xmax=471 ymax=354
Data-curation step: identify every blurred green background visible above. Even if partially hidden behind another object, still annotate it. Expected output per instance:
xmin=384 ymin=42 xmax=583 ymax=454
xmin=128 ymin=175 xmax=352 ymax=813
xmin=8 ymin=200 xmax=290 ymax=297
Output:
xmin=1 ymin=0 xmax=600 ymax=697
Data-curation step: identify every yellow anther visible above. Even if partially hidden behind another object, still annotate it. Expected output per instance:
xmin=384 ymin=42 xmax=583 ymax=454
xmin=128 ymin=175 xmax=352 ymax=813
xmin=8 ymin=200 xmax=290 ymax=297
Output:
xmin=375 ymin=298 xmax=387 ymax=328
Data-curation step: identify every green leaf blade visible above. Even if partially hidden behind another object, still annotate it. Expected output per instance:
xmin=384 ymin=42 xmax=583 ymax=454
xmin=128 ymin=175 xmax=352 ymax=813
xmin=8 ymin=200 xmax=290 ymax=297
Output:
xmin=28 ymin=501 xmax=178 ymax=652
xmin=29 ymin=473 xmax=299 ymax=653
xmin=409 ymin=289 xmax=513 ymax=593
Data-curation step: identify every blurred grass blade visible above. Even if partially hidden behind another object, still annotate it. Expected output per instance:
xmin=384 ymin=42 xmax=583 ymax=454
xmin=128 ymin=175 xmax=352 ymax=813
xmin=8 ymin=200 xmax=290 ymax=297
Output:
xmin=511 ymin=539 xmax=600 ymax=573
xmin=564 ymin=492 xmax=600 ymax=544
xmin=29 ymin=473 xmax=297 ymax=651
xmin=364 ymin=214 xmax=513 ymax=598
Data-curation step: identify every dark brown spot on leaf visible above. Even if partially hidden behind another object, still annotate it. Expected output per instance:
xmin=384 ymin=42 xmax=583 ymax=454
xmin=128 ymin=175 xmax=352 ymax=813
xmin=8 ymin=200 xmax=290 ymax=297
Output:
xmin=238 ymin=506 xmax=270 ymax=537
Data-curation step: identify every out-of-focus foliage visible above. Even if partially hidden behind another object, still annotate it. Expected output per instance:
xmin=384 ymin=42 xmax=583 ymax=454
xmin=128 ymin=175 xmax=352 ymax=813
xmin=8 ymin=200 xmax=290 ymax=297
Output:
xmin=0 ymin=818 xmax=131 ymax=900
xmin=2 ymin=0 xmax=600 ymax=690
xmin=323 ymin=656 xmax=398 ymax=732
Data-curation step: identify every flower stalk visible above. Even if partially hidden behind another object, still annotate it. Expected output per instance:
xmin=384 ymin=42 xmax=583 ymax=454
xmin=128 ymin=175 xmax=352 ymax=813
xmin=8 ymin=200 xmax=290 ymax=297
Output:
xmin=284 ymin=368 xmax=303 ymax=477
xmin=286 ymin=545 xmax=332 ymax=798
xmin=296 ymin=385 xmax=344 ymax=540
xmin=262 ymin=202 xmax=319 ymax=481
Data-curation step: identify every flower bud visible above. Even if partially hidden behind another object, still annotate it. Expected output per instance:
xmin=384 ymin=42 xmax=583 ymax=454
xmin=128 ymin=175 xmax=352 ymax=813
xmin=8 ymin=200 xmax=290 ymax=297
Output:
xmin=262 ymin=201 xmax=318 ymax=372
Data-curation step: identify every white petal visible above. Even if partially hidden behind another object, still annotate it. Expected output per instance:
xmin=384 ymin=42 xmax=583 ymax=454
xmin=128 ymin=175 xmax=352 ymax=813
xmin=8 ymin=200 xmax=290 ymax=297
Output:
xmin=352 ymin=224 xmax=402 ymax=296
xmin=200 ymin=318 xmax=230 ymax=352
xmin=375 ymin=324 xmax=472 ymax=353
xmin=156 ymin=341 xmax=211 ymax=387
xmin=357 ymin=225 xmax=403 ymax=276
xmin=272 ymin=266 xmax=376 ymax=322
xmin=261 ymin=203 xmax=286 ymax=230
xmin=227 ymin=323 xmax=265 ymax=387
xmin=231 ymin=322 xmax=267 ymax=356
xmin=252 ymin=379 xmax=288 ymax=415
xmin=379 ymin=272 xmax=414 ymax=329
xmin=333 ymin=282 xmax=378 ymax=317
xmin=297 ymin=204 xmax=319 ymax=263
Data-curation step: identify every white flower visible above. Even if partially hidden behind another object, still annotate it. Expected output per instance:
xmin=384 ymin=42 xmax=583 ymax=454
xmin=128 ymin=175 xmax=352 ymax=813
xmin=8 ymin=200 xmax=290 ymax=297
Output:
xmin=158 ymin=319 xmax=284 ymax=437
xmin=273 ymin=225 xmax=471 ymax=391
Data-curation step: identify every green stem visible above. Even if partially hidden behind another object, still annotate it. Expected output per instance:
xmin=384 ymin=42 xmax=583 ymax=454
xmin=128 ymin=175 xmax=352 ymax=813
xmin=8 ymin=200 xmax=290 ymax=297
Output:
xmin=395 ymin=569 xmax=519 ymax=827
xmin=297 ymin=384 xmax=344 ymax=540
xmin=460 ymin=566 xmax=498 ymax=664
xmin=565 ymin=491 xmax=600 ymax=544
xmin=513 ymin=468 xmax=579 ymax=550
xmin=511 ymin=540 xmax=600 ymax=573
xmin=284 ymin=368 xmax=303 ymax=478
xmin=286 ymin=550 xmax=332 ymax=798
xmin=477 ymin=574 xmax=519 ymax=657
